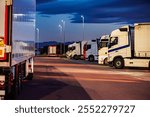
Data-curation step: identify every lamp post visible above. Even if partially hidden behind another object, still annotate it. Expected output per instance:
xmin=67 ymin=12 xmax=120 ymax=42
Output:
xmin=61 ymin=20 xmax=66 ymax=55
xmin=58 ymin=24 xmax=63 ymax=55
xmin=81 ymin=15 xmax=85 ymax=40
xmin=36 ymin=28 xmax=39 ymax=55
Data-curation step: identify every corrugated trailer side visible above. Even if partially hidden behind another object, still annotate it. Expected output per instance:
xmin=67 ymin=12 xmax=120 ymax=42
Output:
xmin=134 ymin=23 xmax=150 ymax=58
xmin=0 ymin=0 xmax=36 ymax=100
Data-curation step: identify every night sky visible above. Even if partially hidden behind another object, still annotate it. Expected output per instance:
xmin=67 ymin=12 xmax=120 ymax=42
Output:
xmin=36 ymin=0 xmax=150 ymax=42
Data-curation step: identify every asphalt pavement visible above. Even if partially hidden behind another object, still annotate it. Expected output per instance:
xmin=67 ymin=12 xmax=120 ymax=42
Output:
xmin=17 ymin=57 xmax=150 ymax=100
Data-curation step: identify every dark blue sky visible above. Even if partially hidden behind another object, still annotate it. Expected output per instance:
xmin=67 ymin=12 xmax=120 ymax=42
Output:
xmin=36 ymin=0 xmax=150 ymax=42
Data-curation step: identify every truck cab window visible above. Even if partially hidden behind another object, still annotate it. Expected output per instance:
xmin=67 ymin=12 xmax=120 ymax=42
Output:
xmin=72 ymin=46 xmax=76 ymax=50
xmin=86 ymin=44 xmax=91 ymax=50
xmin=99 ymin=42 xmax=108 ymax=49
xmin=110 ymin=37 xmax=118 ymax=47
xmin=68 ymin=47 xmax=72 ymax=51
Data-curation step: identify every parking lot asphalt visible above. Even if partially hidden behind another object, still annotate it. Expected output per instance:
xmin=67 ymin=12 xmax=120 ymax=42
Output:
xmin=17 ymin=57 xmax=150 ymax=100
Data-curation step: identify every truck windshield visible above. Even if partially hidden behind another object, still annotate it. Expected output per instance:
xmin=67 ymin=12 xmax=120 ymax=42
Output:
xmin=72 ymin=46 xmax=76 ymax=50
xmin=99 ymin=41 xmax=108 ymax=49
xmin=83 ymin=44 xmax=91 ymax=51
xmin=68 ymin=47 xmax=72 ymax=51
xmin=86 ymin=44 xmax=91 ymax=51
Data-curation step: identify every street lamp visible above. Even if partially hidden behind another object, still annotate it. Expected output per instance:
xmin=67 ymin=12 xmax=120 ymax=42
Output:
xmin=58 ymin=24 xmax=63 ymax=54
xmin=81 ymin=15 xmax=85 ymax=40
xmin=58 ymin=24 xmax=63 ymax=32
xmin=61 ymin=20 xmax=66 ymax=55
xmin=36 ymin=28 xmax=39 ymax=55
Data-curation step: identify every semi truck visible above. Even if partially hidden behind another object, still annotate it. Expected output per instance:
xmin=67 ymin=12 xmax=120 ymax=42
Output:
xmin=66 ymin=42 xmax=79 ymax=59
xmin=108 ymin=23 xmax=150 ymax=69
xmin=83 ymin=39 xmax=100 ymax=62
xmin=66 ymin=43 xmax=74 ymax=58
xmin=66 ymin=41 xmax=87 ymax=59
xmin=70 ymin=42 xmax=81 ymax=59
xmin=98 ymin=35 xmax=109 ymax=65
xmin=0 ymin=0 xmax=36 ymax=99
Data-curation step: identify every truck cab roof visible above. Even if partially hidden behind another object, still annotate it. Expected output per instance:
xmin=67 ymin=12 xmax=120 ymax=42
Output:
xmin=101 ymin=35 xmax=109 ymax=40
xmin=135 ymin=23 xmax=150 ymax=26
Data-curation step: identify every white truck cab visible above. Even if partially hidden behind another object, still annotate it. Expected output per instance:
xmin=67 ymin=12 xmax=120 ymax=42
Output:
xmin=66 ymin=41 xmax=87 ymax=59
xmin=98 ymin=35 xmax=109 ymax=65
xmin=66 ymin=43 xmax=74 ymax=58
xmin=84 ymin=39 xmax=100 ymax=62
xmin=108 ymin=23 xmax=150 ymax=69
xmin=66 ymin=42 xmax=81 ymax=59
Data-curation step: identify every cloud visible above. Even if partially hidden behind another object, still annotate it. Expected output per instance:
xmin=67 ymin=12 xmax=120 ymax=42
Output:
xmin=37 ymin=0 xmax=56 ymax=4
xmin=13 ymin=0 xmax=36 ymax=22
xmin=37 ymin=0 xmax=150 ymax=24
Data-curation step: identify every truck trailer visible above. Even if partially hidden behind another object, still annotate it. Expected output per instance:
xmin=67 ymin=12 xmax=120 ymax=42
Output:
xmin=0 ymin=0 xmax=36 ymax=99
xmin=98 ymin=35 xmax=109 ymax=65
xmin=108 ymin=23 xmax=150 ymax=69
xmin=48 ymin=45 xmax=57 ymax=55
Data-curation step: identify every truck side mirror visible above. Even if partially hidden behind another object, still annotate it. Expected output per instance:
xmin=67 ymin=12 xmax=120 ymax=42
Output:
xmin=98 ymin=42 xmax=102 ymax=49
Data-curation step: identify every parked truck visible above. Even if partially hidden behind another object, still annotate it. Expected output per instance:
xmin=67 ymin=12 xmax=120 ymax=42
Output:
xmin=66 ymin=43 xmax=74 ymax=58
xmin=83 ymin=39 xmax=100 ymax=62
xmin=71 ymin=42 xmax=81 ymax=59
xmin=66 ymin=41 xmax=87 ymax=59
xmin=66 ymin=42 xmax=79 ymax=59
xmin=108 ymin=23 xmax=150 ymax=69
xmin=0 ymin=0 xmax=36 ymax=99
xmin=98 ymin=35 xmax=109 ymax=65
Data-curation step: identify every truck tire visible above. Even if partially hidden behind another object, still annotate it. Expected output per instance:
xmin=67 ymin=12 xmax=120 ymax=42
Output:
xmin=88 ymin=55 xmax=94 ymax=62
xmin=27 ymin=73 xmax=33 ymax=80
xmin=114 ymin=58 xmax=124 ymax=69
xmin=73 ymin=55 xmax=78 ymax=60
xmin=104 ymin=58 xmax=108 ymax=65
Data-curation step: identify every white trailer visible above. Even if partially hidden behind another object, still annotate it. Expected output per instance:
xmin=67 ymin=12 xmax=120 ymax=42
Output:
xmin=48 ymin=46 xmax=57 ymax=55
xmin=83 ymin=39 xmax=100 ymax=62
xmin=108 ymin=23 xmax=150 ymax=69
xmin=0 ymin=0 xmax=36 ymax=99
xmin=98 ymin=35 xmax=109 ymax=65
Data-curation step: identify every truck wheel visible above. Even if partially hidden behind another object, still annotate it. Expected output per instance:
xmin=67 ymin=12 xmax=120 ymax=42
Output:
xmin=88 ymin=55 xmax=94 ymax=62
xmin=114 ymin=58 xmax=124 ymax=69
xmin=28 ymin=73 xmax=33 ymax=80
xmin=73 ymin=55 xmax=78 ymax=60
xmin=104 ymin=58 xmax=108 ymax=65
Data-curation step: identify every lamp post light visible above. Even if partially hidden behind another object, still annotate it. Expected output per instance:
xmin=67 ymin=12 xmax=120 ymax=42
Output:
xmin=61 ymin=20 xmax=66 ymax=55
xmin=81 ymin=15 xmax=85 ymax=40
xmin=58 ymin=24 xmax=63 ymax=32
xmin=36 ymin=28 xmax=39 ymax=55
xmin=58 ymin=24 xmax=63 ymax=55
